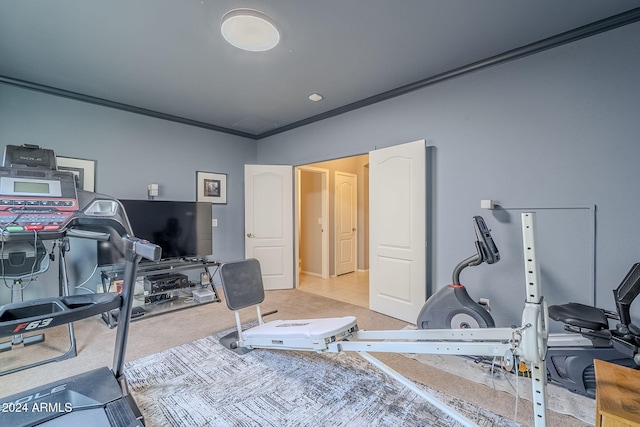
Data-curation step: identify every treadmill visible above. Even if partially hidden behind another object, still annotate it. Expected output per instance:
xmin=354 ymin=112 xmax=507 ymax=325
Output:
xmin=0 ymin=145 xmax=161 ymax=426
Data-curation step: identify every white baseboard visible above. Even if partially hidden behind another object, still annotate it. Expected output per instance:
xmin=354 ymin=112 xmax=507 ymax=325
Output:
xmin=300 ymin=270 xmax=322 ymax=278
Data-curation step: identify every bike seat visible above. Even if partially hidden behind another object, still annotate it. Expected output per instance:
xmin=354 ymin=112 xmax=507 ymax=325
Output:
xmin=548 ymin=302 xmax=609 ymax=331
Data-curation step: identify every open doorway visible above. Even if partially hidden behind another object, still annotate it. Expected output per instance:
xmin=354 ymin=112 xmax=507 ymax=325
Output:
xmin=296 ymin=154 xmax=369 ymax=308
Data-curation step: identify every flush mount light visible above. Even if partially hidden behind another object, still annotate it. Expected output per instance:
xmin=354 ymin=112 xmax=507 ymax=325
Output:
xmin=221 ymin=9 xmax=280 ymax=52
xmin=308 ymin=93 xmax=323 ymax=102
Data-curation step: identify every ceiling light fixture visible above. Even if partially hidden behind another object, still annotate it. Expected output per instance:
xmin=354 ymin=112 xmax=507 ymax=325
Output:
xmin=221 ymin=9 xmax=280 ymax=52
xmin=308 ymin=93 xmax=323 ymax=102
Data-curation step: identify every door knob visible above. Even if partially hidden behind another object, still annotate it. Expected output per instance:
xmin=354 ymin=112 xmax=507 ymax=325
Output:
xmin=246 ymin=233 xmax=255 ymax=238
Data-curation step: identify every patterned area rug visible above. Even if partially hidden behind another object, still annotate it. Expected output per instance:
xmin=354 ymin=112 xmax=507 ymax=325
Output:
xmin=405 ymin=352 xmax=594 ymax=425
xmin=125 ymin=330 xmax=520 ymax=427
xmin=397 ymin=326 xmax=595 ymax=425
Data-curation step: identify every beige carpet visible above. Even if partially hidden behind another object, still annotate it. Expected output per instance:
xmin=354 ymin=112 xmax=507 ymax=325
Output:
xmin=0 ymin=288 xmax=591 ymax=427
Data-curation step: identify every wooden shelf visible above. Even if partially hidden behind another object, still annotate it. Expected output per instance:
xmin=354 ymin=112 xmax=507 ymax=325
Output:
xmin=595 ymin=359 xmax=640 ymax=427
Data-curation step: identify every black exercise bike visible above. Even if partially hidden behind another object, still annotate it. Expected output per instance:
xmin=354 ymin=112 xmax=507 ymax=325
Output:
xmin=417 ymin=216 xmax=640 ymax=397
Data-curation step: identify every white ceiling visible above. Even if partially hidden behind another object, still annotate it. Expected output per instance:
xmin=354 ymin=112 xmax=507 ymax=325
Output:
xmin=1 ymin=1 xmax=639 ymax=139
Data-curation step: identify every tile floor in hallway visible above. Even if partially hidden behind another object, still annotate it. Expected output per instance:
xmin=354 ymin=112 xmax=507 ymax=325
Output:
xmin=298 ymin=270 xmax=369 ymax=308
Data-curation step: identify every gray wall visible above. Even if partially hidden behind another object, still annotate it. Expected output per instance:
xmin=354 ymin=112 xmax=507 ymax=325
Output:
xmin=1 ymin=21 xmax=639 ymax=329
xmin=0 ymin=85 xmax=256 ymax=301
xmin=257 ymin=22 xmax=640 ymax=328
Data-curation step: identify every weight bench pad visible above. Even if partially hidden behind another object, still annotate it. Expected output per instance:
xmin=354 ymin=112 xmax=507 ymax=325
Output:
xmin=242 ymin=316 xmax=357 ymax=351
xmin=219 ymin=258 xmax=265 ymax=311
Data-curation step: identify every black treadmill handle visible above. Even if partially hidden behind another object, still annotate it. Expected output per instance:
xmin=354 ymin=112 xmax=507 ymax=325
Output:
xmin=132 ymin=236 xmax=162 ymax=262
xmin=0 ymin=293 xmax=122 ymax=338
xmin=66 ymin=228 xmax=111 ymax=241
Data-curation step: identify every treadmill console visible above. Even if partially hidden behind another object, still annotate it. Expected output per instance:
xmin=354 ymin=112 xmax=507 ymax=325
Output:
xmin=0 ymin=167 xmax=79 ymax=233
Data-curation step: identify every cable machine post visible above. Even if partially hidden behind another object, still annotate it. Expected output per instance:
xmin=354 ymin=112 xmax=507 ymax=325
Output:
xmin=520 ymin=212 xmax=549 ymax=426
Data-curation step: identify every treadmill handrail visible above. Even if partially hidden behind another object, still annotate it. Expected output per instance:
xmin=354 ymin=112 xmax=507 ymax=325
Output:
xmin=0 ymin=223 xmax=160 ymax=378
xmin=0 ymin=293 xmax=122 ymax=338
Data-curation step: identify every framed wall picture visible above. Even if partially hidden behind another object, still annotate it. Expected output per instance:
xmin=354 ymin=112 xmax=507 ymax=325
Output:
xmin=56 ymin=156 xmax=96 ymax=191
xmin=196 ymin=171 xmax=227 ymax=204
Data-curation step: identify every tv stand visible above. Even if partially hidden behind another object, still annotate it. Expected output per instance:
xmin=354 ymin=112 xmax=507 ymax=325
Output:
xmin=100 ymin=257 xmax=221 ymax=328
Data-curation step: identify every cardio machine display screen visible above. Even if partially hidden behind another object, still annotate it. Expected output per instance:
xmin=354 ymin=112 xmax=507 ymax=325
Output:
xmin=0 ymin=177 xmax=62 ymax=197
xmin=14 ymin=180 xmax=50 ymax=194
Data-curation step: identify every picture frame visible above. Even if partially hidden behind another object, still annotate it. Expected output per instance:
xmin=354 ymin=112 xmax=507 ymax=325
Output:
xmin=196 ymin=171 xmax=227 ymax=204
xmin=56 ymin=156 xmax=96 ymax=192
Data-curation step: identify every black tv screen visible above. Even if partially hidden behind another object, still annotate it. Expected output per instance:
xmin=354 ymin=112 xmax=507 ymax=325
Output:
xmin=98 ymin=200 xmax=212 ymax=265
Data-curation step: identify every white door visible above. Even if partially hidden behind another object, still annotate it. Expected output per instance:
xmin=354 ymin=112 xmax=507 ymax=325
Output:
xmin=369 ymin=140 xmax=426 ymax=323
xmin=335 ymin=171 xmax=357 ymax=276
xmin=245 ymin=165 xmax=294 ymax=290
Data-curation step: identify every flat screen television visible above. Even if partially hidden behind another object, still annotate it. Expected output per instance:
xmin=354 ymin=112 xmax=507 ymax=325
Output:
xmin=97 ymin=199 xmax=212 ymax=265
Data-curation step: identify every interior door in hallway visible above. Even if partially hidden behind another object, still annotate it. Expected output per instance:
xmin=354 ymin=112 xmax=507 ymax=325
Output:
xmin=244 ymin=164 xmax=293 ymax=290
xmin=335 ymin=171 xmax=357 ymax=276
xmin=369 ymin=140 xmax=426 ymax=323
